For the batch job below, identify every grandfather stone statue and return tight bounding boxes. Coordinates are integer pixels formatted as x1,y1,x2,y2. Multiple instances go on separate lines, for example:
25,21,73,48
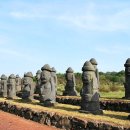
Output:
51,67,57,94
15,74,22,93
124,58,130,99
39,64,56,106
22,72,35,100
7,74,17,99
90,58,100,89
63,67,77,96
79,61,103,115
0,74,7,97
35,70,41,94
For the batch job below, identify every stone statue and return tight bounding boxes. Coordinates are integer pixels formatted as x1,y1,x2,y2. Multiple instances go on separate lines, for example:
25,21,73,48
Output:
22,72,35,100
79,61,103,115
0,79,1,96
124,58,130,99
39,64,56,106
128,115,130,120
7,74,17,99
51,67,57,94
0,74,7,98
15,74,22,93
63,67,77,96
90,58,100,89
35,70,41,94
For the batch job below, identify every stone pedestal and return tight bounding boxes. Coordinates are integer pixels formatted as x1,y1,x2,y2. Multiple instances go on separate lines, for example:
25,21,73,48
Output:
79,61,103,115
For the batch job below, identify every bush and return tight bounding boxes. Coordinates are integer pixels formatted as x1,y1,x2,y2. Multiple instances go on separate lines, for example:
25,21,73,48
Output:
99,85,110,92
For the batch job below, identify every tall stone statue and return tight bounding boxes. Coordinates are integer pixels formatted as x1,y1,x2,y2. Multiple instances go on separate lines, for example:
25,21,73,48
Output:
90,58,100,89
124,58,130,99
51,67,57,94
39,64,56,106
15,74,22,93
22,72,35,100
7,74,17,99
63,67,77,96
0,74,7,98
35,70,41,94
79,61,103,115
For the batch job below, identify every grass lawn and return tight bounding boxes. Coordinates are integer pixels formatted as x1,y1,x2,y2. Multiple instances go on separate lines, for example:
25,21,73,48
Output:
100,91,125,99
0,98,129,128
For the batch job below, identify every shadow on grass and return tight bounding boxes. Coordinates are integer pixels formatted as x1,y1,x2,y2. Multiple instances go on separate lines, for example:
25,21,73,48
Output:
36,102,78,111
53,104,78,112
103,113,128,120
13,99,39,105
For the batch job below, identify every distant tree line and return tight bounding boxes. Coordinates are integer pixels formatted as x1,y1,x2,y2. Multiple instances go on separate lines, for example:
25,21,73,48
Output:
56,70,125,94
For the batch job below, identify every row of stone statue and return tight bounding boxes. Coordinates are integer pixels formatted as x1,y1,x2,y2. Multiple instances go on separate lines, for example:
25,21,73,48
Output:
0,65,57,106
0,58,102,114
0,57,130,115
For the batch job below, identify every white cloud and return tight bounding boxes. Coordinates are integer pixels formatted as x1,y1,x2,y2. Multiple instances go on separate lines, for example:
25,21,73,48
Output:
0,48,35,62
96,44,130,55
8,1,130,32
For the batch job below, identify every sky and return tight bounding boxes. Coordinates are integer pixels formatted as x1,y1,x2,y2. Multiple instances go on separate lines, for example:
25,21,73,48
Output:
0,0,130,76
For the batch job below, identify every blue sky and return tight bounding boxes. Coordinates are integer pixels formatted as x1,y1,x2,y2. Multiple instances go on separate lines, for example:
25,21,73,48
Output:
0,0,130,76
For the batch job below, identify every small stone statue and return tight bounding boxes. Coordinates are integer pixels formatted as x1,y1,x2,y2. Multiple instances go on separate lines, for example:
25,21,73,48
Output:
7,74,17,99
15,75,22,93
39,64,56,106
35,70,41,94
0,74,7,98
22,72,35,100
90,58,100,89
124,58,130,99
51,67,57,94
63,67,77,96
79,61,103,115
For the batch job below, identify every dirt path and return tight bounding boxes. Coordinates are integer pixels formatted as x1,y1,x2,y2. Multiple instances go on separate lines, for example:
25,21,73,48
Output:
0,110,58,130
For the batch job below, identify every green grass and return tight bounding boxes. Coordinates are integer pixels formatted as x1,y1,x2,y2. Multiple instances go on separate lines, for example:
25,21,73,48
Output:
100,91,125,99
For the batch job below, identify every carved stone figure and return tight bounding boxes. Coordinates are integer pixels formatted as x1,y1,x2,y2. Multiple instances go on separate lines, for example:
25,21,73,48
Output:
15,75,22,93
0,79,1,96
51,67,57,94
63,67,77,96
7,74,16,99
35,70,41,94
124,58,130,99
39,64,56,106
0,74,7,97
90,58,100,89
22,72,35,100
79,61,103,115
